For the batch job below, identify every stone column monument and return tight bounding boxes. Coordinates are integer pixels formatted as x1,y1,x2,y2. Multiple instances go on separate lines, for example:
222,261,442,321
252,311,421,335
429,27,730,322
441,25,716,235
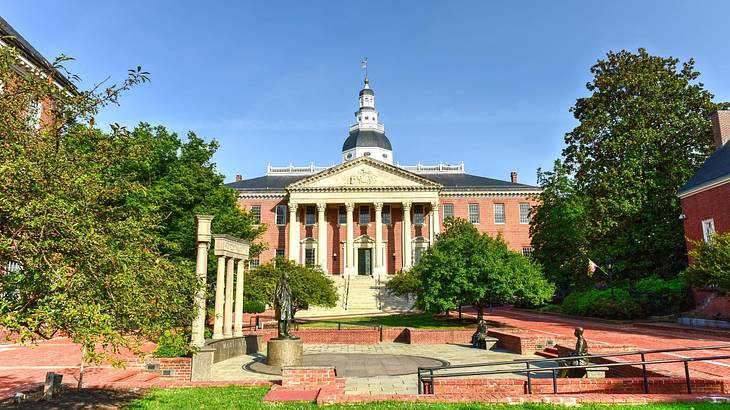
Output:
191,215,213,347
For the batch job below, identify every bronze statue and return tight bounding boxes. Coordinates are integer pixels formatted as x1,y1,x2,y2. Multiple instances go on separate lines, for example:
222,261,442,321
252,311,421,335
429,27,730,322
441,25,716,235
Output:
558,327,589,378
274,271,298,340
471,319,489,349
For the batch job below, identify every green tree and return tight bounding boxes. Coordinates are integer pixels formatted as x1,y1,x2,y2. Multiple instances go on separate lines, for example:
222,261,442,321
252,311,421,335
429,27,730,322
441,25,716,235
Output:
0,45,197,378
405,218,554,321
682,233,730,292
245,258,337,318
530,160,589,295
562,48,728,281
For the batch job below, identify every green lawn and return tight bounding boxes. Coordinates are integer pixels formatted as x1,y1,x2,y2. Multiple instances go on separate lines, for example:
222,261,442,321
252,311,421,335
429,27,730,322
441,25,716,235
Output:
296,313,475,329
125,386,724,409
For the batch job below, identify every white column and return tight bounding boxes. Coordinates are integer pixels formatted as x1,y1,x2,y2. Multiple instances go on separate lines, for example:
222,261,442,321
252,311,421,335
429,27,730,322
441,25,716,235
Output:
374,202,383,277
431,200,440,242
317,202,328,273
345,202,355,276
223,257,235,338
402,202,412,269
288,202,299,262
212,255,226,339
191,242,209,347
234,259,245,337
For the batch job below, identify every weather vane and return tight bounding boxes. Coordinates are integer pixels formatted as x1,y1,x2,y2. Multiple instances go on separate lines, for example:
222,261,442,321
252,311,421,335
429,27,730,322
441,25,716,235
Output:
360,57,368,80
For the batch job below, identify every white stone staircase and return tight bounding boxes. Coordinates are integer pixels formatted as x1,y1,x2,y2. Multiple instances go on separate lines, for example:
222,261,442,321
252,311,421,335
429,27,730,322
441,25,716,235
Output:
297,275,413,318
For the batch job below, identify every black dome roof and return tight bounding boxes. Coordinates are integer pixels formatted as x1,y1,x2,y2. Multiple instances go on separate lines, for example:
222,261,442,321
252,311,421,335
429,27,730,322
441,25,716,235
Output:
342,129,392,151
359,88,374,96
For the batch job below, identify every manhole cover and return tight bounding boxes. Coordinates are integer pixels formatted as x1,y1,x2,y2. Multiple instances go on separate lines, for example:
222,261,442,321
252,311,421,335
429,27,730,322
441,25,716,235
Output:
246,353,448,377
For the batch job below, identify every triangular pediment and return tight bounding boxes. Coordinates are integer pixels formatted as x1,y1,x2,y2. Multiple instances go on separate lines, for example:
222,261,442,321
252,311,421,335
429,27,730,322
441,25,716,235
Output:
287,157,442,191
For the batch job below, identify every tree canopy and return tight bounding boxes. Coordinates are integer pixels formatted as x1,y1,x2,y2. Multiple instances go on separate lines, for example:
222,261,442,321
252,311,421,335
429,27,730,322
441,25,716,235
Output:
682,233,730,292
532,48,728,290
389,218,554,320
245,258,338,317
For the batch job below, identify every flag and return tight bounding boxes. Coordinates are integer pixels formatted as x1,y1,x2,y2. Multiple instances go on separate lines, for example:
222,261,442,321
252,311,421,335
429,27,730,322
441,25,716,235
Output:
361,58,368,69
587,259,597,276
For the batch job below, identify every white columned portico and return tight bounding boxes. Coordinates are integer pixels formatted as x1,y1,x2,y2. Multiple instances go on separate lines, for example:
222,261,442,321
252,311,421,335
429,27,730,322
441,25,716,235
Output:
288,203,299,262
317,202,328,273
374,202,384,277
212,255,226,339
234,259,245,337
223,257,235,338
402,202,412,269
345,202,355,275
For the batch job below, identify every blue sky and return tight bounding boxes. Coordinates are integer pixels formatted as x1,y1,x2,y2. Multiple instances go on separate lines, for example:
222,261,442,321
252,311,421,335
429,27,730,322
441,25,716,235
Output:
4,1,730,185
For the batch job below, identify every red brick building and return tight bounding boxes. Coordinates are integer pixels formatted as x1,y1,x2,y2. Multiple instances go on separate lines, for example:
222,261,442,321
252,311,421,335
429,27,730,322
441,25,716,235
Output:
227,76,540,281
678,111,730,253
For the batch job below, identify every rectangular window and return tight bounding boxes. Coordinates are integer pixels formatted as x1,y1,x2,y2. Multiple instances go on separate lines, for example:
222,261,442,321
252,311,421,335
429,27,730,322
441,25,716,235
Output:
519,203,531,224
359,205,370,225
339,205,346,224
413,204,424,225
305,205,316,225
248,257,260,269
522,246,534,257
275,249,285,258
414,247,424,265
250,205,261,224
382,205,391,224
468,203,480,224
305,248,316,267
275,205,287,225
443,204,454,219
702,219,716,244
494,203,506,224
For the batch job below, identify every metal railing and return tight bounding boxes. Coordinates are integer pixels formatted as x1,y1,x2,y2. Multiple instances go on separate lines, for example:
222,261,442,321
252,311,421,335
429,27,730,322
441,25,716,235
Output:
417,344,730,395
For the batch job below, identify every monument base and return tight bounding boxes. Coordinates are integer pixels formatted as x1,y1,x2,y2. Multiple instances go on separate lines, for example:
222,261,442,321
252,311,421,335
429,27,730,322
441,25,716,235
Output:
266,338,303,367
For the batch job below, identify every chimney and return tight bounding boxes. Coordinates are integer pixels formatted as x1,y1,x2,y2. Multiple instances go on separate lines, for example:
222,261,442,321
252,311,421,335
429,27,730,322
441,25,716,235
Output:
510,171,518,184
235,174,243,182
711,111,730,149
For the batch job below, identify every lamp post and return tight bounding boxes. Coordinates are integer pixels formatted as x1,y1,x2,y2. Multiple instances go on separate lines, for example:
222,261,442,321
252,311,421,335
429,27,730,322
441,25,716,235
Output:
605,257,615,300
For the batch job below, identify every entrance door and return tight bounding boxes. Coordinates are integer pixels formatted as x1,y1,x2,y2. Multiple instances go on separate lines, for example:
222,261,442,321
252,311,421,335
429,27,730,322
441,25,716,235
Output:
357,248,372,276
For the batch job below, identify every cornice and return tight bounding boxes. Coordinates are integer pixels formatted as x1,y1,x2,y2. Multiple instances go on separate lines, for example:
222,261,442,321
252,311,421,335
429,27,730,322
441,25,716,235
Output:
441,190,541,198
678,175,730,199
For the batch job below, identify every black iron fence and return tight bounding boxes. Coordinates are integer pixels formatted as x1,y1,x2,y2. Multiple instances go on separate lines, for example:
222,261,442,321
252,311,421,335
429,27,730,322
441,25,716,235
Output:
417,344,730,395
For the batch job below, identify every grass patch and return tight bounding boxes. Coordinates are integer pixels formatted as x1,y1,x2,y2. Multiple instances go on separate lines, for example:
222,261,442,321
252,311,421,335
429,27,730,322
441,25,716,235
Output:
125,386,725,409
297,313,476,329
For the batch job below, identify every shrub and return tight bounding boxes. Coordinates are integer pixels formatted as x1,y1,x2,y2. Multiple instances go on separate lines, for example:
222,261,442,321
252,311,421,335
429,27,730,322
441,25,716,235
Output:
682,233,730,292
633,275,693,316
154,330,193,358
561,288,644,319
244,300,266,313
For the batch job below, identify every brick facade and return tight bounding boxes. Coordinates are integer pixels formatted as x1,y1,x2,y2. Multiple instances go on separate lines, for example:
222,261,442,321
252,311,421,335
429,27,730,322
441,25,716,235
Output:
680,181,730,254
239,194,537,274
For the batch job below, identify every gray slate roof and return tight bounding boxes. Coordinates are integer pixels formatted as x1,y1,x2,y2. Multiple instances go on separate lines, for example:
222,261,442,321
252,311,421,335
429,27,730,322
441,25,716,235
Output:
679,143,730,195
226,172,538,192
0,16,74,89
342,129,393,151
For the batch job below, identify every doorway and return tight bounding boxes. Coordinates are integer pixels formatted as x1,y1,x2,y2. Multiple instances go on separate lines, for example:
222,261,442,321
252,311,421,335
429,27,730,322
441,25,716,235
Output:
357,248,372,275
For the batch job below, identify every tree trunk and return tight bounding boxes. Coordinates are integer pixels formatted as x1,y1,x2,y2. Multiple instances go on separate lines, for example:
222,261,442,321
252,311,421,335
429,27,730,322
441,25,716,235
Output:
476,303,484,322
77,345,86,389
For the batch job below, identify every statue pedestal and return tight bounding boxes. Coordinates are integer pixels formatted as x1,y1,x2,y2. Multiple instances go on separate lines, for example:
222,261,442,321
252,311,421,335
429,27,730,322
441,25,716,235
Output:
266,339,303,367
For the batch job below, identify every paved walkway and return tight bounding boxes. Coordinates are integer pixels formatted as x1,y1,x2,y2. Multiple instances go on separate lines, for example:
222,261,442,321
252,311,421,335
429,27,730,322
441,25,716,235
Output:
215,343,545,395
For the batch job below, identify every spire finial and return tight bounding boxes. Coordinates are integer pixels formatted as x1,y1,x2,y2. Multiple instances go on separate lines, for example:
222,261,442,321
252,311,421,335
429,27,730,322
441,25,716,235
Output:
360,57,369,86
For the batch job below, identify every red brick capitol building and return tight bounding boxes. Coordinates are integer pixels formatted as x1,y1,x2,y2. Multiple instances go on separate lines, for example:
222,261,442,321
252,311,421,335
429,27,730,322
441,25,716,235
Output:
227,76,539,310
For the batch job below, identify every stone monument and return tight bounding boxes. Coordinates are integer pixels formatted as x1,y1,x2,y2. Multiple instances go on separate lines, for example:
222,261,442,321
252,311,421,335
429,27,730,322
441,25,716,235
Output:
266,271,303,367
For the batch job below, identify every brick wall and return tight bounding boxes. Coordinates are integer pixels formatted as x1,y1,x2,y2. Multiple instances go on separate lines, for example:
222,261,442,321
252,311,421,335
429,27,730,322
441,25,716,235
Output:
254,328,381,345
680,181,730,256
238,194,537,273
281,366,344,389
692,290,730,320
130,356,192,381
431,377,727,395
407,329,474,345
381,327,409,343
488,329,572,355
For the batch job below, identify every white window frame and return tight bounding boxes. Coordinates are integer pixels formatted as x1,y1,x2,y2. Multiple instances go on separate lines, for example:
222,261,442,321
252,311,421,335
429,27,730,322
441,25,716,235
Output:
494,203,506,224
250,205,261,224
338,205,347,225
382,205,391,225
305,205,316,226
413,204,425,226
443,203,454,219
304,247,316,267
522,246,534,257
702,218,716,244
248,257,260,269
468,203,480,224
359,205,370,225
519,203,531,224
275,249,285,258
275,205,287,226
